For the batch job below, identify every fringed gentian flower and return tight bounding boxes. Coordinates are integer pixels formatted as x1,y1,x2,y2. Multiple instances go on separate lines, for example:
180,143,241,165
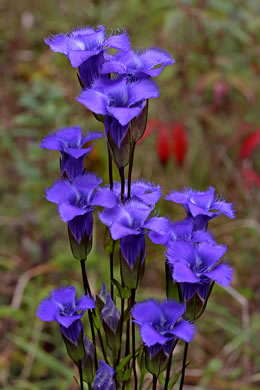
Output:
165,187,235,231
166,241,233,301
36,286,95,345
93,360,116,390
101,48,174,80
40,126,103,179
100,179,161,206
77,76,159,147
149,218,215,246
45,25,130,88
46,173,116,243
99,200,168,270
132,299,195,375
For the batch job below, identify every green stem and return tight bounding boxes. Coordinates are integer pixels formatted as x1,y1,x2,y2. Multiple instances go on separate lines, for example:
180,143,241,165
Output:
131,289,138,390
79,260,98,370
164,340,178,390
110,241,115,300
78,361,84,390
127,142,136,200
80,259,91,295
116,298,125,365
179,342,189,390
119,167,125,203
153,374,157,390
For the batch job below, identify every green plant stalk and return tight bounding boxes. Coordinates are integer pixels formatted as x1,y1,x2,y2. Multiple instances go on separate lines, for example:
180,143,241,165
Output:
127,142,136,200
78,361,84,390
153,374,158,390
131,289,138,390
79,259,98,370
179,342,189,390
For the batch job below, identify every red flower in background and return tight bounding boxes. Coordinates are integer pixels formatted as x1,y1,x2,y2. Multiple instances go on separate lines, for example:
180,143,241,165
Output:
141,119,188,166
156,123,170,165
171,122,188,166
239,130,260,190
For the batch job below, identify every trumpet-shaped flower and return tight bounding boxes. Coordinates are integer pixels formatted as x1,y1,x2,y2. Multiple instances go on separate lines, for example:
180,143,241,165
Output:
166,241,233,301
165,187,235,230
40,126,102,179
93,360,116,390
45,25,130,87
36,286,95,344
132,299,195,356
101,48,174,80
76,76,159,146
99,200,168,269
46,173,116,243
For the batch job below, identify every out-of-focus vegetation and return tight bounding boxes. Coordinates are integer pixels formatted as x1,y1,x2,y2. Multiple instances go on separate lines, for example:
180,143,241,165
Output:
1,0,260,388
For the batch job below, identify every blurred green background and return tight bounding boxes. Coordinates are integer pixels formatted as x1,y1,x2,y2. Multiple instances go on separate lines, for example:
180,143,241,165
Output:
1,0,260,389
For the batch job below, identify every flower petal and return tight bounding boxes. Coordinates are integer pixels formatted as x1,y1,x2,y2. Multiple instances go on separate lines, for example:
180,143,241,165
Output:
132,299,162,326
107,106,142,126
172,262,200,283
36,297,60,321
211,200,235,219
76,89,108,115
56,313,82,328
144,216,169,235
91,188,117,208
44,34,69,54
140,323,167,347
46,180,76,204
51,286,76,307
204,263,233,287
120,234,145,269
197,242,227,269
171,320,196,343
161,300,186,325
110,222,139,240
128,79,159,106
104,30,131,51
75,295,96,311
58,203,87,222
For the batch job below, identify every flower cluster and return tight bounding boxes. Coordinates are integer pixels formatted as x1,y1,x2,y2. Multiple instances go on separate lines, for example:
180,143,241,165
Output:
36,23,236,389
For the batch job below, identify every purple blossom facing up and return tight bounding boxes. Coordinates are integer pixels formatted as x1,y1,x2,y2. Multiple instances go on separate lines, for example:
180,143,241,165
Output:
132,299,195,356
40,126,103,179
165,187,235,231
93,360,116,390
45,25,130,87
76,76,159,146
36,286,95,344
149,218,215,246
99,200,169,269
46,173,116,243
101,48,174,80
100,179,161,206
166,241,233,301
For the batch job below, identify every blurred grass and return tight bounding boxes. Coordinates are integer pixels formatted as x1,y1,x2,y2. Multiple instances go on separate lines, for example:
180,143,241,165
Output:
1,0,260,388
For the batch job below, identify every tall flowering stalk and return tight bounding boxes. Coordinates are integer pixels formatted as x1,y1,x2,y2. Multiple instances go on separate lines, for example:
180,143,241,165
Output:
36,24,235,390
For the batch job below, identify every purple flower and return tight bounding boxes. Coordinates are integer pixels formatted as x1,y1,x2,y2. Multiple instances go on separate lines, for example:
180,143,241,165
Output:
149,218,215,246
40,126,103,179
99,200,169,269
36,286,95,344
132,299,195,356
165,187,235,231
45,26,130,88
166,241,233,301
46,173,116,243
100,179,161,206
93,360,116,390
76,76,159,146
101,48,174,80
